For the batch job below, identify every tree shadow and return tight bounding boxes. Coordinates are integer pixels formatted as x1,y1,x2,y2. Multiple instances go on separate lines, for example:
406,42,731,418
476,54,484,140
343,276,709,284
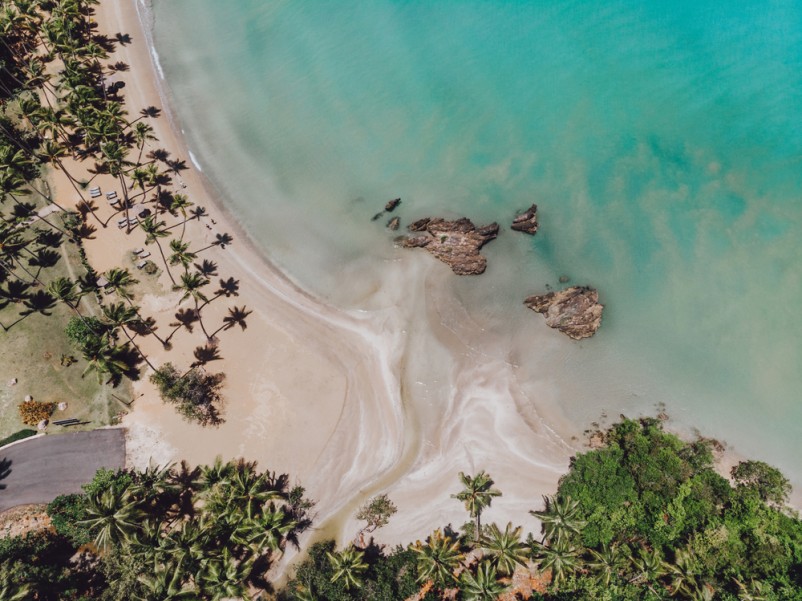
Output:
35,228,63,248
115,32,133,46
191,343,222,368
0,458,11,490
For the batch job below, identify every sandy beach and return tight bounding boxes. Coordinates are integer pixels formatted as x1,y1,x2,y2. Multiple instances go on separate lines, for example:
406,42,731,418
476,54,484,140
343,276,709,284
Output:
47,0,593,568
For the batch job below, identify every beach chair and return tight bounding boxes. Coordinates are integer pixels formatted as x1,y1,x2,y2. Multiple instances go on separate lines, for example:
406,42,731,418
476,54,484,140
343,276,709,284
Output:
89,186,100,193
136,260,148,270
133,248,145,255
106,191,118,200
108,196,121,206
138,251,151,259
89,189,102,198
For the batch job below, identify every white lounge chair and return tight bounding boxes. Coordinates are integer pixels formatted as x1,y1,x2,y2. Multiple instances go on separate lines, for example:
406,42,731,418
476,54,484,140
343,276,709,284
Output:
138,251,151,259
106,191,118,199
133,248,145,255
89,186,100,193
136,260,148,269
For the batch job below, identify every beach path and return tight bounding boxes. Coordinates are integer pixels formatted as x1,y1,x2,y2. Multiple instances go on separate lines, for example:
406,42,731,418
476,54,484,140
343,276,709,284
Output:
0,429,125,511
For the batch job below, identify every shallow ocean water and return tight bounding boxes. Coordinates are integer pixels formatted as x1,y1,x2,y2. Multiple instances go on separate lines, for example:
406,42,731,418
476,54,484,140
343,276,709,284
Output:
150,1,802,482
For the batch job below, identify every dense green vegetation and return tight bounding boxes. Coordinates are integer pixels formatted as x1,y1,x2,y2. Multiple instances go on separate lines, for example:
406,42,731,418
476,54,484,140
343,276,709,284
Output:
0,418,799,599
281,418,802,600
0,459,312,600
150,362,225,426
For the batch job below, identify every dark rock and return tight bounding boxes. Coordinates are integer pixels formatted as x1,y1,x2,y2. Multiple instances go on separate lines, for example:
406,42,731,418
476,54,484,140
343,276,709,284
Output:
511,203,539,235
387,216,400,231
558,275,570,283
385,198,401,212
524,286,603,339
401,217,499,275
371,212,384,222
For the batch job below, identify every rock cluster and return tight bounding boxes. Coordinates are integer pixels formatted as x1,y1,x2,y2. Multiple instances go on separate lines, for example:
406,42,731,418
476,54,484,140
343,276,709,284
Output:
511,203,539,235
524,286,603,340
402,217,499,275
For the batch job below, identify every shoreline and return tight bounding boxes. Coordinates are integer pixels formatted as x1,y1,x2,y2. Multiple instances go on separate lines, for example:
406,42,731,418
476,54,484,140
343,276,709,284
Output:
85,0,577,557
69,0,801,570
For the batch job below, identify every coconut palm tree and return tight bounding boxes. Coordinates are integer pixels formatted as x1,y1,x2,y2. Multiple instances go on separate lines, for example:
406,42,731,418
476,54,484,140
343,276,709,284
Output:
734,579,769,601
530,495,586,545
412,529,463,587
140,215,175,284
81,332,130,384
480,522,528,576
232,503,297,557
587,543,630,588
168,192,193,241
452,471,502,541
664,547,701,598
80,487,142,551
459,560,507,601
629,546,667,595
327,546,368,590
168,238,196,271
47,276,82,314
532,538,581,588
104,266,139,301
102,301,155,371
197,546,253,601
136,563,197,601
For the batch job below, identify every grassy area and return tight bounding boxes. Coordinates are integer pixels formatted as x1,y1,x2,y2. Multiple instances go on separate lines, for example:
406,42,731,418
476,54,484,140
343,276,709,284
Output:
0,233,128,439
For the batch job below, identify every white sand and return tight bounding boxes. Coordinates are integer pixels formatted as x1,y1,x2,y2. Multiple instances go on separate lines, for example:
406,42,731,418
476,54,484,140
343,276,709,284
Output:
48,0,592,575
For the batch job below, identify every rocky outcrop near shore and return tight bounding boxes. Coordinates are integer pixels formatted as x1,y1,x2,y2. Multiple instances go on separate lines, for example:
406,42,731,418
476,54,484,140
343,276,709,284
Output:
402,217,499,275
511,203,539,235
524,286,603,339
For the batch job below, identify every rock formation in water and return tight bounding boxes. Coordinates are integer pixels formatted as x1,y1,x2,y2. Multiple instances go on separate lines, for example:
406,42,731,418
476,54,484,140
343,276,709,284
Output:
386,216,400,230
385,198,401,212
524,286,603,339
402,217,499,275
511,203,539,235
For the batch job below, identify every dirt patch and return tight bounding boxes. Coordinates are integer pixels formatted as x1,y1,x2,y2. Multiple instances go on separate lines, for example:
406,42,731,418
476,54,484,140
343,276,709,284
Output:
0,504,52,539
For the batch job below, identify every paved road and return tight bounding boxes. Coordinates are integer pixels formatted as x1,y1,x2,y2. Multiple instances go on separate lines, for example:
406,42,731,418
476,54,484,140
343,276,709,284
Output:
0,429,125,511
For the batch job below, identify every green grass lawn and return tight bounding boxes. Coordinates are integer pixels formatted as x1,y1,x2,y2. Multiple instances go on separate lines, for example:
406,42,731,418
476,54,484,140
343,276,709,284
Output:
0,237,129,440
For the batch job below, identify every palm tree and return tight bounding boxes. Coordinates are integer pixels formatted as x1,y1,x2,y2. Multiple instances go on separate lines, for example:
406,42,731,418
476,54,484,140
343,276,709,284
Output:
168,238,196,271
105,266,139,301
140,215,175,284
459,560,507,601
532,538,581,588
480,522,528,576
79,487,142,551
218,461,282,522
47,276,82,314
101,302,155,370
232,503,297,557
530,495,586,545
136,563,197,601
629,546,667,595
412,529,463,588
452,471,502,541
734,579,769,601
132,120,156,165
176,271,210,338
81,332,130,384
211,305,252,338
664,547,701,598
168,192,193,241
587,543,630,588
197,546,252,601
327,546,368,590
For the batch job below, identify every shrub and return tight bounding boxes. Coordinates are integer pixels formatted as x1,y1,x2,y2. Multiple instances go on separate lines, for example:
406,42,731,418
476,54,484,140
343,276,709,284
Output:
47,494,90,546
150,363,225,426
18,400,56,426
65,316,108,352
0,429,37,447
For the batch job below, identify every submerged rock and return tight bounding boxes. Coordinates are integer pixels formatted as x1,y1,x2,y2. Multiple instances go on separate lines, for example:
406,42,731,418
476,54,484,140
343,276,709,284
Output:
402,217,499,275
524,286,603,339
385,198,401,212
386,216,400,231
511,203,539,235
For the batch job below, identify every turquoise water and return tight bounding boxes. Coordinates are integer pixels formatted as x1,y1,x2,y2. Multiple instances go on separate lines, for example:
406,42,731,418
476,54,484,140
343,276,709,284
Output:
151,2,802,481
